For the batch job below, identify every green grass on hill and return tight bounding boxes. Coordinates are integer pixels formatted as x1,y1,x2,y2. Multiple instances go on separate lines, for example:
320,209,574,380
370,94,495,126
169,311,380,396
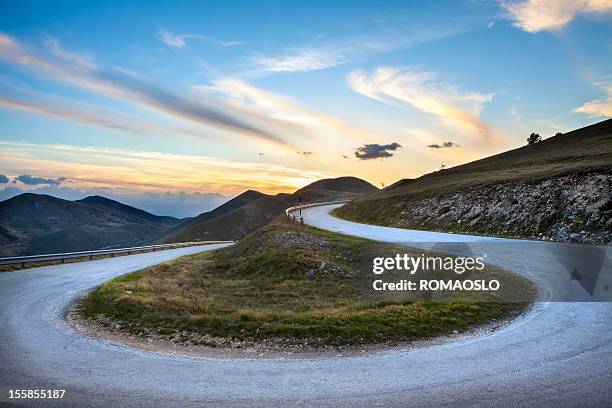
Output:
78,218,535,347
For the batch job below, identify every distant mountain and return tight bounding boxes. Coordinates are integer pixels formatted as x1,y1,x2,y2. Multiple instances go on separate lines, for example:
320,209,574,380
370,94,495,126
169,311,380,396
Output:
157,190,264,243
0,193,182,256
76,195,179,225
157,176,378,243
335,119,612,244
181,190,265,225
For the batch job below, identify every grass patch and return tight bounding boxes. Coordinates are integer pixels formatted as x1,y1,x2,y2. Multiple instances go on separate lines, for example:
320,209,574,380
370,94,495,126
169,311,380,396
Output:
79,218,535,347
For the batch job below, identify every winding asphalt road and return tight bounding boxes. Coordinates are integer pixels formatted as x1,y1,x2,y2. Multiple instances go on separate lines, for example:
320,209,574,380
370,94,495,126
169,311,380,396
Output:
1,204,611,407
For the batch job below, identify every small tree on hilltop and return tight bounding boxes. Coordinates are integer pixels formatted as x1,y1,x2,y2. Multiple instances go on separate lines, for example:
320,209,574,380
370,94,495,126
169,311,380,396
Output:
527,132,542,145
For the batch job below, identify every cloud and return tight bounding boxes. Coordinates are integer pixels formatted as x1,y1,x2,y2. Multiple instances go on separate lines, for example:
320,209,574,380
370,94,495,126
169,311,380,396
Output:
204,77,376,143
249,48,348,74
158,29,241,48
0,94,224,142
44,37,97,69
0,141,328,196
245,26,465,76
159,29,188,47
0,174,8,183
354,142,402,160
347,67,494,135
487,22,495,28
574,83,612,118
0,32,284,145
15,174,66,185
427,141,460,149
501,0,612,33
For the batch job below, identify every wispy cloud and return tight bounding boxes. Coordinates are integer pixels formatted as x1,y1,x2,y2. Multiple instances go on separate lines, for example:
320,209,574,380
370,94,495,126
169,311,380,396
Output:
0,94,224,142
203,77,376,144
43,37,97,69
0,33,283,145
249,47,348,74
246,26,465,76
158,29,241,48
501,0,612,33
347,67,494,135
574,82,612,118
0,141,328,195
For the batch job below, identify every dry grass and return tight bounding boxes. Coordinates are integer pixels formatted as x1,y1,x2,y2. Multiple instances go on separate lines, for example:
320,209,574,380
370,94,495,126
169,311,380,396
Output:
79,218,535,347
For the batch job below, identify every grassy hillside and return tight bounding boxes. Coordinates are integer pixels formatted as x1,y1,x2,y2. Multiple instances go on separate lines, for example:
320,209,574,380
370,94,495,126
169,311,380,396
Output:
156,190,264,244
157,176,378,244
77,195,179,225
0,193,181,256
79,217,534,348
335,119,612,243
352,119,610,202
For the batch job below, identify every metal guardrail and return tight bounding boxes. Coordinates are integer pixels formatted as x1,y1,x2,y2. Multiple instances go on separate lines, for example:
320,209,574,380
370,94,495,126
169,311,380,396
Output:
0,241,233,268
285,200,350,222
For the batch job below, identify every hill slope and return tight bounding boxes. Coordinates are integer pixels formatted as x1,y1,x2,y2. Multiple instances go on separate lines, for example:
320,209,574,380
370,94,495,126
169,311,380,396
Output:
335,119,612,244
76,195,179,225
158,176,377,243
0,194,181,256
156,190,264,244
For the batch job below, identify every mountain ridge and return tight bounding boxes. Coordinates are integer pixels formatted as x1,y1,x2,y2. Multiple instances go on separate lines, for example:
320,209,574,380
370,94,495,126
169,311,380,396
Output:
0,193,182,256
157,176,378,243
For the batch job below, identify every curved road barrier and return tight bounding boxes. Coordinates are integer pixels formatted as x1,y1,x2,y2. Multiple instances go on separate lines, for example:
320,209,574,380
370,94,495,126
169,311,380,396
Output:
285,200,351,217
0,203,610,407
0,241,234,268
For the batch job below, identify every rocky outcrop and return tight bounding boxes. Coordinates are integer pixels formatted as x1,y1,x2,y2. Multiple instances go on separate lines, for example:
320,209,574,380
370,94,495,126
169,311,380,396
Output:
388,173,611,245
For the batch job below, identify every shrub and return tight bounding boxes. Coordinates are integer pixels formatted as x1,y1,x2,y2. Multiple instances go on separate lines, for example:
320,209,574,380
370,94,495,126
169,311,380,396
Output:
527,133,542,145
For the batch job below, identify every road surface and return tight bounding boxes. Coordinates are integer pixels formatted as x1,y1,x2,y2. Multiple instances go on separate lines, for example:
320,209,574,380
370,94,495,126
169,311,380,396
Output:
1,205,611,407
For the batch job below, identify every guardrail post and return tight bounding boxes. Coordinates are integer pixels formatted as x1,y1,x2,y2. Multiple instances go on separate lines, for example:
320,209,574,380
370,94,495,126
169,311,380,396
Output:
61,258,65,264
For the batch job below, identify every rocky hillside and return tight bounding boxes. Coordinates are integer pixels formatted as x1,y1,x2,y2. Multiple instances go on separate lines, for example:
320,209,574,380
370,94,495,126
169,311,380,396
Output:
365,173,610,244
336,119,612,245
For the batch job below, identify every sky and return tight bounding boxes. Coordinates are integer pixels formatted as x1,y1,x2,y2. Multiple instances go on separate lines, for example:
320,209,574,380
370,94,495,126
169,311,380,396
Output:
0,0,611,216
